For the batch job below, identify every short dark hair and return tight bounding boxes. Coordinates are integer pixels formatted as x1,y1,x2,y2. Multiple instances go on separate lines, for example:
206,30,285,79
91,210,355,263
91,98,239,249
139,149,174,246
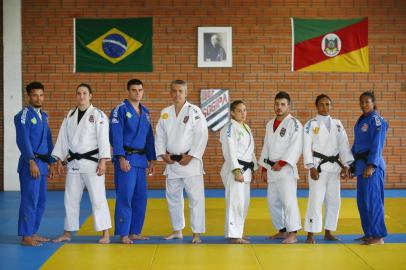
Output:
230,100,245,112
315,94,332,106
275,91,290,104
127,79,143,90
26,82,44,94
360,90,377,110
77,83,92,94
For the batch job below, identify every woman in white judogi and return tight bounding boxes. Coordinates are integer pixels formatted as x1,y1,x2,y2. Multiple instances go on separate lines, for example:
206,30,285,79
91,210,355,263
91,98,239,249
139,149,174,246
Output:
259,91,303,244
303,94,353,244
52,83,112,244
155,80,208,244
220,100,257,244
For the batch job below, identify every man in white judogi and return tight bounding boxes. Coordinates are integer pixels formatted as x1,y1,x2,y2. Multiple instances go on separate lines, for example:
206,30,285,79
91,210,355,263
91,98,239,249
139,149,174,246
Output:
155,80,208,244
52,83,112,244
303,94,353,244
220,100,257,244
259,91,303,244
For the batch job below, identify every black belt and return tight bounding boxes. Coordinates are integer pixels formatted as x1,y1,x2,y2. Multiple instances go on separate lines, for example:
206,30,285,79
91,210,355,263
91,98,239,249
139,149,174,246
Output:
313,151,344,173
67,149,99,163
237,159,255,172
34,153,50,163
350,151,370,173
124,146,145,155
264,158,276,167
167,150,190,162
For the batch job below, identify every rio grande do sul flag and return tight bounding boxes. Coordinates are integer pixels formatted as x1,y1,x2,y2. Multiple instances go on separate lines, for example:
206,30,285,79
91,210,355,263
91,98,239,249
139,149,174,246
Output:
291,17,368,72
74,17,152,72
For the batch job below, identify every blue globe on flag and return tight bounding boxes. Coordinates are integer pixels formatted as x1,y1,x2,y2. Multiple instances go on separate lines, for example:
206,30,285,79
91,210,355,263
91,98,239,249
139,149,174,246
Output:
102,34,127,58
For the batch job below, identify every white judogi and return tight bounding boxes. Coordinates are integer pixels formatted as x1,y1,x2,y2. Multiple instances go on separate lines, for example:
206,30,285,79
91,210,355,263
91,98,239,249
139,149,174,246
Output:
220,119,257,238
155,101,208,233
52,105,112,232
259,114,303,232
303,115,354,233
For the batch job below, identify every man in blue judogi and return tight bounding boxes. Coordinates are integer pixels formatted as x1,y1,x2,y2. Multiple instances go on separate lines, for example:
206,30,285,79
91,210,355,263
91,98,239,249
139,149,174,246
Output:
110,79,156,244
352,91,388,245
14,82,55,246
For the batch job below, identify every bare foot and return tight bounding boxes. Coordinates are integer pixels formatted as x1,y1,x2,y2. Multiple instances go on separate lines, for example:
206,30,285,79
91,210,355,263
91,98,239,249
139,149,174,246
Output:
282,233,298,244
33,234,50,242
324,231,339,241
120,236,133,244
21,236,42,246
306,233,316,244
129,234,150,240
363,238,384,245
53,232,71,243
229,238,250,244
268,232,288,239
99,230,110,244
354,235,372,242
164,231,183,240
192,234,202,244
242,235,251,240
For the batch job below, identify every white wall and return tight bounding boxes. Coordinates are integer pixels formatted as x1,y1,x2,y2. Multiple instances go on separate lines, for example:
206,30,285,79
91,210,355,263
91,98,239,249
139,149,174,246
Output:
3,0,22,190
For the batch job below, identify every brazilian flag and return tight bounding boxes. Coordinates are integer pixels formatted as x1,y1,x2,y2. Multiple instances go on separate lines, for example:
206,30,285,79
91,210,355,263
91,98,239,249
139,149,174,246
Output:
74,18,152,72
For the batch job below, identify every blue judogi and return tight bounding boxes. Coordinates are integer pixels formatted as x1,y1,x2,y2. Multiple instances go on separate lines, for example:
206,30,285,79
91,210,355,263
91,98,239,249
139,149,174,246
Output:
352,110,388,238
14,106,54,237
110,100,156,236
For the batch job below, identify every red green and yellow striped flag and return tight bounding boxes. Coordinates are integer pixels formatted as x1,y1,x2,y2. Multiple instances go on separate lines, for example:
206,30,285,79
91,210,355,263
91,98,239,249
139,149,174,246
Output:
291,17,368,72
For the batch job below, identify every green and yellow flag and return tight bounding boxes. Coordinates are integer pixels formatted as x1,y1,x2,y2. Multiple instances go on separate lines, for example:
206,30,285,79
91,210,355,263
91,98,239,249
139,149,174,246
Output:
74,18,152,72
291,17,368,72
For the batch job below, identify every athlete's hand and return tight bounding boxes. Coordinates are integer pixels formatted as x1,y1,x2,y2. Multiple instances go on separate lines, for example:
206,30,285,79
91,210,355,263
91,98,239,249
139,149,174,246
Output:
29,159,40,179
48,163,56,178
56,160,65,176
310,167,319,180
261,167,267,183
340,167,349,179
271,162,282,171
97,159,107,176
234,171,244,182
363,165,375,179
161,154,175,164
119,156,131,173
179,154,193,166
147,160,155,175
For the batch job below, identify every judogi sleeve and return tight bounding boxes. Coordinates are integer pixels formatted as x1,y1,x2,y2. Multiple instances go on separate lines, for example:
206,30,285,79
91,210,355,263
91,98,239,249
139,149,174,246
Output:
259,122,271,169
367,117,387,167
221,123,241,172
96,111,111,160
155,111,167,161
109,106,125,157
14,111,35,162
281,119,303,167
52,117,69,161
337,120,354,166
188,108,208,160
303,120,314,169
47,125,56,163
146,119,157,161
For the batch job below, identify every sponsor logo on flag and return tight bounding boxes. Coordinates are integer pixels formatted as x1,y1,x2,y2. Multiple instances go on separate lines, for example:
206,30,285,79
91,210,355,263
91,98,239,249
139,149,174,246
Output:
200,89,229,132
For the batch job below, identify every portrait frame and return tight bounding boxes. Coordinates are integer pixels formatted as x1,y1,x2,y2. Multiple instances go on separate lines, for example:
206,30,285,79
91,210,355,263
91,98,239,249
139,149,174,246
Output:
198,27,232,68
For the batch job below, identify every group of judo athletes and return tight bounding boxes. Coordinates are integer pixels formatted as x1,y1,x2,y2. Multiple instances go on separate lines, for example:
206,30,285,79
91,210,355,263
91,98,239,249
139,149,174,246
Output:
15,79,388,247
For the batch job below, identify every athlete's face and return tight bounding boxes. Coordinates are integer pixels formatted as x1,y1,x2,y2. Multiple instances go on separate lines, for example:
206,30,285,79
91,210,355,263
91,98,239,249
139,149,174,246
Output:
128,84,144,103
28,88,44,108
274,98,290,117
170,84,187,105
360,95,374,115
316,97,332,116
76,86,92,107
231,103,247,123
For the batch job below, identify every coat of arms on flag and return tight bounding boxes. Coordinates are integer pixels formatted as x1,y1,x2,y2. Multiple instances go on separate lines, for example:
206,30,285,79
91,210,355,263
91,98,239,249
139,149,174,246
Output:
74,17,152,72
291,17,368,72
200,89,230,132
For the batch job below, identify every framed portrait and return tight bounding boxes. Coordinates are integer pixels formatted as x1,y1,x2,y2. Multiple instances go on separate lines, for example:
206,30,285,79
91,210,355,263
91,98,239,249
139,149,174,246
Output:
198,27,232,67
